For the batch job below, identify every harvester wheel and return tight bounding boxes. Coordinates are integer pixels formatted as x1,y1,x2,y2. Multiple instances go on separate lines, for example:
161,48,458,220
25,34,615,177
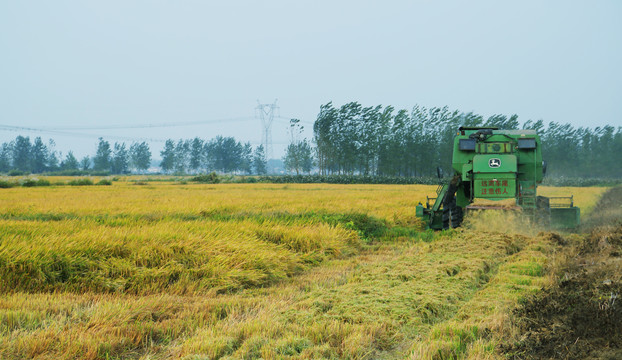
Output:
442,203,463,230
451,206,463,228
441,176,463,230
442,193,459,230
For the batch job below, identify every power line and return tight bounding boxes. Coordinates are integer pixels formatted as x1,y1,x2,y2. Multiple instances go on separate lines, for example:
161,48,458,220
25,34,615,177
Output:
1,115,312,133
0,123,293,145
0,110,315,151
0,124,167,143
39,116,256,131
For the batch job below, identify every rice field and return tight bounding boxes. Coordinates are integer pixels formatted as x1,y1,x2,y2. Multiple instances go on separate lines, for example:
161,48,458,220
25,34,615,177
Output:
0,180,607,359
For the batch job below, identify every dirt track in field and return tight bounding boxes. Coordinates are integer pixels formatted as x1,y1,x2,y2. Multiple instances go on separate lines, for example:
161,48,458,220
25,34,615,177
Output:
502,187,622,359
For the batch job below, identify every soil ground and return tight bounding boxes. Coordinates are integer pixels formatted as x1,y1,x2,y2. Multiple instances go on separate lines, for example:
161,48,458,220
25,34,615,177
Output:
502,187,622,359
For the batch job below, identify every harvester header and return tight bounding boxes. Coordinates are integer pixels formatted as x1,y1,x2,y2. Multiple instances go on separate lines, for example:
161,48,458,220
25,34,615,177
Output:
416,126,580,230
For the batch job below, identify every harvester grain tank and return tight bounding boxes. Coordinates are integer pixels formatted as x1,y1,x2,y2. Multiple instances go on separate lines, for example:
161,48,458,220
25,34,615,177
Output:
416,127,580,230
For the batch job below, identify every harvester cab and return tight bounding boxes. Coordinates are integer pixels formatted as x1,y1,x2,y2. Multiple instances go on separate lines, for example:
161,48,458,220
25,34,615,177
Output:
416,126,580,230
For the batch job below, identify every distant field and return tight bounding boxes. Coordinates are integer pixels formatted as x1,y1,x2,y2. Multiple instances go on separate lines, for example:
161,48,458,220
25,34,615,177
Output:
0,180,607,359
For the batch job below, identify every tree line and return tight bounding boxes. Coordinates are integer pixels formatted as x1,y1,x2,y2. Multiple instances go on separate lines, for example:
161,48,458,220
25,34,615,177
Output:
1,102,620,178
0,136,152,174
0,135,269,175
159,136,267,175
313,102,622,178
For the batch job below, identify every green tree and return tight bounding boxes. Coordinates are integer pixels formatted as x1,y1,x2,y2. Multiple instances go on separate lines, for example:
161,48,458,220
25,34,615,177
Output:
61,151,80,170
240,142,253,175
189,137,204,173
112,142,130,174
253,145,267,175
80,156,91,171
298,140,314,174
129,142,151,173
46,139,60,171
283,143,300,174
206,136,243,173
314,102,338,175
378,109,408,176
203,140,215,171
31,137,48,173
0,143,12,172
160,139,176,173
93,138,112,171
284,119,314,175
221,137,243,173
484,114,519,130
174,139,190,174
12,136,31,172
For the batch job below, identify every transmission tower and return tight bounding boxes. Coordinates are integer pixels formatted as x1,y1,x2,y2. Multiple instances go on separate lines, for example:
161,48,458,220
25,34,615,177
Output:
255,99,279,161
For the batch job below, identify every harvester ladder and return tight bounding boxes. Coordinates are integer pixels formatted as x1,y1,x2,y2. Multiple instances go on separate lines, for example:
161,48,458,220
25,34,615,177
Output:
518,180,537,209
436,183,444,196
426,181,447,208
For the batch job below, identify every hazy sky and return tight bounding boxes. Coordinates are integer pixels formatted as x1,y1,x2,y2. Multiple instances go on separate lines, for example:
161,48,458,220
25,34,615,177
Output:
1,1,621,159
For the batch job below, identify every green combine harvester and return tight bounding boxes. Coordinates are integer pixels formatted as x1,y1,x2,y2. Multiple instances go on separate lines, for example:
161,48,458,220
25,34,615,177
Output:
416,127,580,230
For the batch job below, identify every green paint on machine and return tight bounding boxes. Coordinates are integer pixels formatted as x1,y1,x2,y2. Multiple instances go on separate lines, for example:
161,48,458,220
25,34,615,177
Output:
417,127,580,230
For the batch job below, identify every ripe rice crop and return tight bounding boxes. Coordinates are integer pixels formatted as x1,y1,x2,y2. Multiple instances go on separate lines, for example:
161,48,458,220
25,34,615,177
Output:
0,182,432,221
0,180,608,359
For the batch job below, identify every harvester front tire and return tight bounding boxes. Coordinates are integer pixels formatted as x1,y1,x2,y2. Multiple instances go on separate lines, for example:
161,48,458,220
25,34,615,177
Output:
442,192,457,230
451,206,463,228
442,207,451,230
